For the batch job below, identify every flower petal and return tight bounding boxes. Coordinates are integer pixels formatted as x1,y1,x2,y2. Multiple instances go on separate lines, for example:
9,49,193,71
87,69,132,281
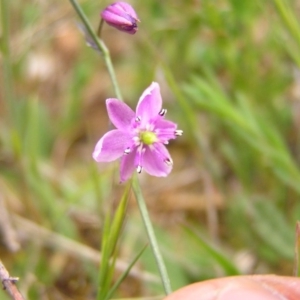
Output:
101,2,138,25
120,148,137,182
101,4,138,35
154,118,177,130
142,143,172,177
106,99,135,130
93,129,131,162
136,82,162,125
154,118,178,141
117,2,139,20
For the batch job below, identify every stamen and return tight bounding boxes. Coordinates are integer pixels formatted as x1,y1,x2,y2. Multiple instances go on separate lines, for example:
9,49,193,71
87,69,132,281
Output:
124,147,131,155
164,158,173,166
136,165,143,173
135,116,141,122
159,109,167,116
175,130,183,136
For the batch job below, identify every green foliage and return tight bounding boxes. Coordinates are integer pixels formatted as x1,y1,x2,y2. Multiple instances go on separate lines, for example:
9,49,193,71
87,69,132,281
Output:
97,184,130,300
184,226,240,276
183,75,300,193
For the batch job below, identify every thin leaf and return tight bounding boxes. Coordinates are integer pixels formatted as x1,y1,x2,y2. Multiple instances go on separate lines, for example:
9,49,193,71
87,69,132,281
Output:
104,244,148,300
184,226,240,276
97,183,130,300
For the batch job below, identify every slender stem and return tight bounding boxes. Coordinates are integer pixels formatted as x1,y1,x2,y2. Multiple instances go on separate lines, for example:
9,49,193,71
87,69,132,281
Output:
97,19,104,38
1,0,15,121
102,43,123,101
68,0,123,100
132,177,172,295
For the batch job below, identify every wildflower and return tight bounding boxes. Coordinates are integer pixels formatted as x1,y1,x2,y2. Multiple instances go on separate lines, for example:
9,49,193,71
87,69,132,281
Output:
93,82,183,182
101,2,139,34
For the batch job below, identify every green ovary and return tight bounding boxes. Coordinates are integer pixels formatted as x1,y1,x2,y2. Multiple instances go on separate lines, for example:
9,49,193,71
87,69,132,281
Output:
140,131,157,145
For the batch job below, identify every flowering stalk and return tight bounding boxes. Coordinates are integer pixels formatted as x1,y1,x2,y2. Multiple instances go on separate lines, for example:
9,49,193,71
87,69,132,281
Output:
68,0,172,295
68,0,123,100
97,19,104,38
132,176,172,294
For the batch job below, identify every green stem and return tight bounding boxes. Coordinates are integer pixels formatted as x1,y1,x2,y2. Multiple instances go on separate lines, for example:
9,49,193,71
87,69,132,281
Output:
132,177,172,295
68,0,123,100
97,19,104,38
1,0,15,121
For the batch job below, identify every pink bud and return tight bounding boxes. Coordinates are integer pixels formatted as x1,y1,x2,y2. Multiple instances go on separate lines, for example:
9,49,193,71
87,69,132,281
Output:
101,2,139,34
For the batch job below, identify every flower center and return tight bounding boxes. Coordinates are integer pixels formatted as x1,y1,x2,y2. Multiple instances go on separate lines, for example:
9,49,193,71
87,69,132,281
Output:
140,131,157,145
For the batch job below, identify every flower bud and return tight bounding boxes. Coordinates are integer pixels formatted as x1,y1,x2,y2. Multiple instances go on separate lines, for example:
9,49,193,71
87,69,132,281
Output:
101,2,139,34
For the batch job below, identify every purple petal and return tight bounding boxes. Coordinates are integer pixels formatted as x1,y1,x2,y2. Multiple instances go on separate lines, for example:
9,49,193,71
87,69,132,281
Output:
101,2,138,23
142,143,172,177
136,82,162,126
101,10,134,26
120,148,137,182
93,129,131,162
101,2,138,34
117,2,138,20
154,118,178,141
154,118,177,130
106,99,135,130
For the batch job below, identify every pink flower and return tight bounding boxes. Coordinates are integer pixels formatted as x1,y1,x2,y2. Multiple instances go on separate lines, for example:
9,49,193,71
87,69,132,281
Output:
93,82,182,182
101,2,139,34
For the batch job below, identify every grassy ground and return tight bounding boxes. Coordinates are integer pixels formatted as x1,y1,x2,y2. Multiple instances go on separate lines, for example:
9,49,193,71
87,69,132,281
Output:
1,0,300,299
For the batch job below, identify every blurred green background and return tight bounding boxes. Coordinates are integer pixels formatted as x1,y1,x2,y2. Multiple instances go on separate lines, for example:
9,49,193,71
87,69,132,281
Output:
1,0,300,299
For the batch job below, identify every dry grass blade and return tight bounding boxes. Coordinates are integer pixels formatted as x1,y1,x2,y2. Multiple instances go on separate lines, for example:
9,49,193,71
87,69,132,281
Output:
0,195,20,252
12,215,158,284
